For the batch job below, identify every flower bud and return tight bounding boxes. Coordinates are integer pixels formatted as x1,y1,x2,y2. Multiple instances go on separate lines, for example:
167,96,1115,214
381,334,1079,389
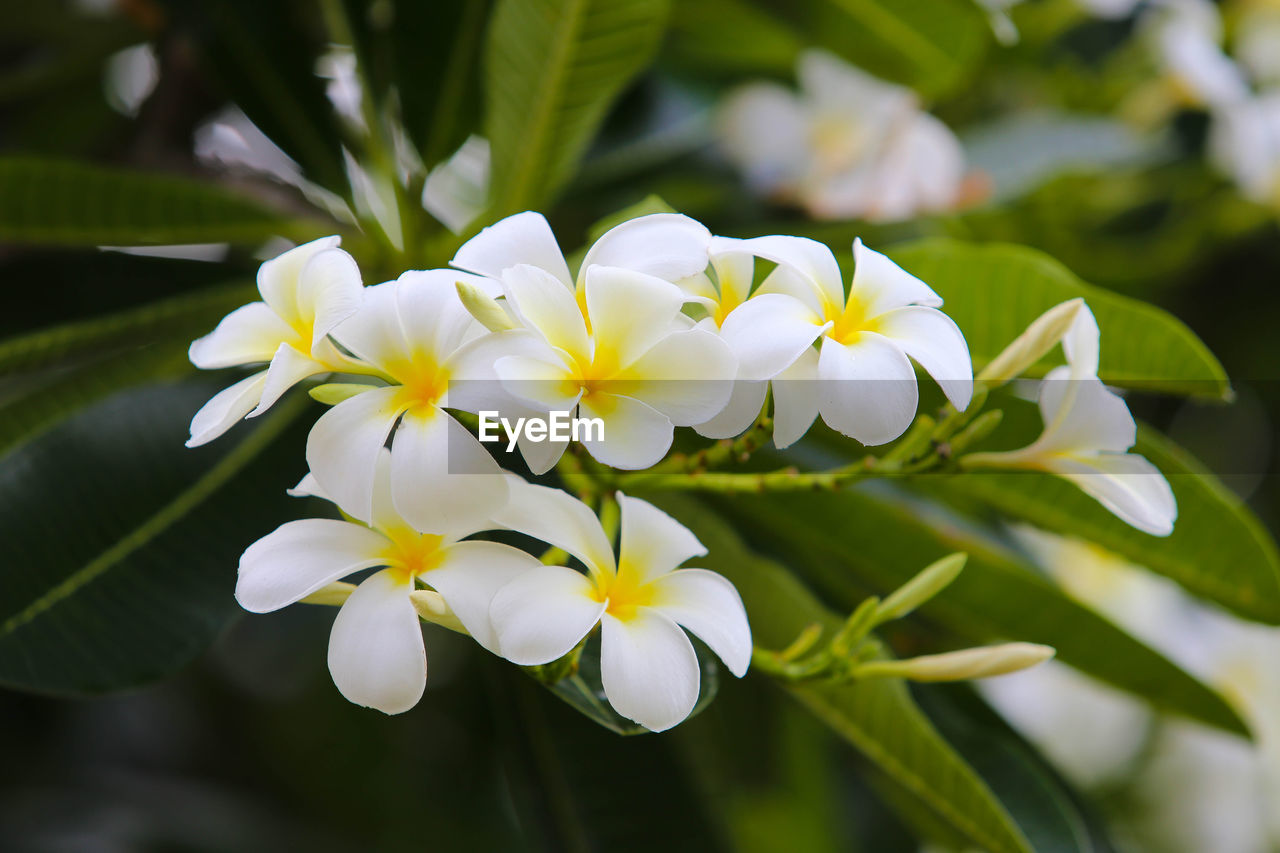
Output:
409,589,467,634
872,552,967,626
977,299,1084,386
456,279,515,332
854,642,1055,682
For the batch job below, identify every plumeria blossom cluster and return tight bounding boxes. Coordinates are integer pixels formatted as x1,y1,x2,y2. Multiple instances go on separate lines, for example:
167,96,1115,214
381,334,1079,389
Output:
186,209,1174,729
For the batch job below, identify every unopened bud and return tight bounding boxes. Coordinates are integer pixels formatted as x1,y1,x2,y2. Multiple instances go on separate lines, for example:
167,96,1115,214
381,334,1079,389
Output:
854,642,1055,682
873,553,967,626
456,280,515,332
978,299,1084,386
410,589,467,634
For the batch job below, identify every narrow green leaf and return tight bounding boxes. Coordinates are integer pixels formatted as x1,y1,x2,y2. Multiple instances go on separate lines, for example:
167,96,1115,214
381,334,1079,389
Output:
484,0,671,217
655,495,1034,853
0,157,325,246
887,239,1231,400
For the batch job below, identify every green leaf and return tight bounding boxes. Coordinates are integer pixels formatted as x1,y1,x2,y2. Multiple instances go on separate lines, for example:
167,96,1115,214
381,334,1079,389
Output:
654,495,1035,853
483,0,671,218
0,381,311,694
665,0,805,77
926,425,1280,625
0,158,325,246
887,239,1231,400
697,484,1249,737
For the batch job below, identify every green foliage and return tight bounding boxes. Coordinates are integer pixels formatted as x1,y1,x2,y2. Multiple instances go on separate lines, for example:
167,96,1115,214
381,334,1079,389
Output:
483,0,671,217
0,158,324,246
888,239,1232,400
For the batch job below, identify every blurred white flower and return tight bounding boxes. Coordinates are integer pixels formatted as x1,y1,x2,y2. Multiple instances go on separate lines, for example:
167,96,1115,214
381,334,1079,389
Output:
718,50,969,222
1235,3,1280,89
187,237,363,446
236,451,541,714
1144,0,1249,109
317,46,364,129
489,480,751,732
1209,93,1280,206
422,136,490,233
103,44,157,117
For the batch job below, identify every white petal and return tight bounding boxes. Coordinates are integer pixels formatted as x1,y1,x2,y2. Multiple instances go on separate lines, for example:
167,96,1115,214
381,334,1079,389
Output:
488,565,606,665
257,235,342,326
286,471,328,500
600,610,700,732
579,213,711,284
306,385,405,524
616,328,736,425
189,302,292,369
1037,374,1135,455
296,247,363,354
423,541,541,653
236,518,389,612
186,370,267,448
452,211,572,287
390,407,508,535
771,346,820,449
649,569,752,677
328,569,426,714
817,334,919,446
799,48,914,115
718,293,824,380
618,493,707,583
721,235,845,314
493,477,616,575
501,264,590,360
444,329,560,412
493,354,581,413
717,84,809,191
849,239,942,317
584,266,686,371
516,425,570,475
755,258,826,316
694,379,768,439
1063,302,1100,380
579,392,674,470
874,306,973,411
708,249,755,308
395,269,482,363
328,282,405,374
249,342,323,417
1046,453,1177,536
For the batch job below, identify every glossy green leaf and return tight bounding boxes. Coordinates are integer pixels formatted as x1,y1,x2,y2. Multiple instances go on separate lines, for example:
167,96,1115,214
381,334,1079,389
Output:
925,425,1280,625
694,485,1249,737
483,0,671,217
886,239,1231,400
0,158,324,246
654,495,1035,853
0,381,311,694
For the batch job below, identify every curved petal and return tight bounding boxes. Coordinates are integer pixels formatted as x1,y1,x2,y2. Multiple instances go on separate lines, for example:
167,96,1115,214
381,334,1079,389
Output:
186,370,268,448
444,329,559,412
424,540,541,653
817,334,918,446
721,235,844,314
1037,374,1136,455
328,569,426,714
493,477,616,575
874,306,973,411
452,211,572,286
617,493,707,583
249,342,324,417
600,610,700,732
286,471,328,500
297,247,363,354
649,568,752,677
717,84,808,191
755,260,826,316
493,354,581,413
616,328,736,425
579,392,674,470
236,519,390,612
694,379,768,440
189,302,292,369
306,385,405,524
501,264,589,360
1063,303,1100,380
257,235,342,326
390,407,507,536
580,213,711,284
1046,452,1178,537
395,269,481,364
849,238,942,316
584,266,686,371
771,345,820,449
328,282,406,374
718,293,825,380
488,565,606,665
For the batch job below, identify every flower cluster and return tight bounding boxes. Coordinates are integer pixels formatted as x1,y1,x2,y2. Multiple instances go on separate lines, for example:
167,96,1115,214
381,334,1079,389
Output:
187,210,1174,730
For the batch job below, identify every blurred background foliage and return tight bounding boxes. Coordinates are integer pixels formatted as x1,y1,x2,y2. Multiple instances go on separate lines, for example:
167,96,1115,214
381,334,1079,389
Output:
1,0,1279,850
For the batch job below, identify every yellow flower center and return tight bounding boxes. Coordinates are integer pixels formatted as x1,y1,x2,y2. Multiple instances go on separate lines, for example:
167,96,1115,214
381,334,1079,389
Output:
711,272,745,328
593,564,654,621
387,356,451,412
381,529,446,584
825,294,880,346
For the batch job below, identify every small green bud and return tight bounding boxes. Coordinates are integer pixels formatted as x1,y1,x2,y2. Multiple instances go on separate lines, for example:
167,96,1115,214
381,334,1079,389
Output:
456,279,516,332
873,553,967,626
854,642,1055,682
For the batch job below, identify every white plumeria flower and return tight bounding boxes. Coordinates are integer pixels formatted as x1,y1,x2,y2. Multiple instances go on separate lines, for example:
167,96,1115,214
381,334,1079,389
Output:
488,479,751,732
1209,94,1280,206
1236,4,1280,89
187,236,362,447
452,210,714,295
964,305,1177,536
305,268,512,532
1144,0,1248,109
719,50,968,222
718,234,972,447
678,246,826,439
236,452,542,715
